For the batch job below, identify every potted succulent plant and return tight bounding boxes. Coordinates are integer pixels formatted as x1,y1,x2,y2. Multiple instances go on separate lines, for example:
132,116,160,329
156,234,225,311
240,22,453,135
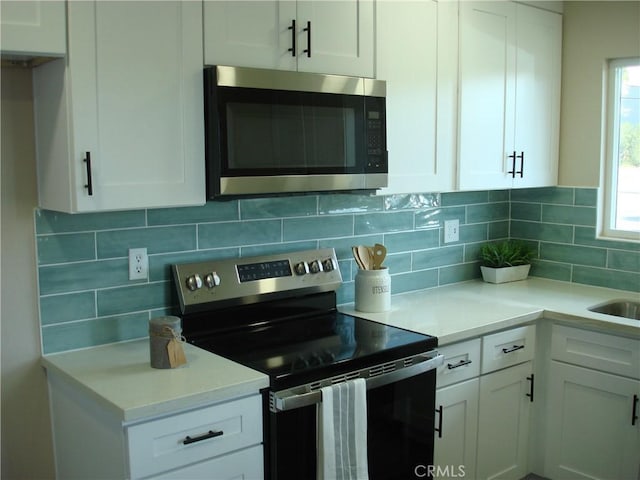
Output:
478,240,535,284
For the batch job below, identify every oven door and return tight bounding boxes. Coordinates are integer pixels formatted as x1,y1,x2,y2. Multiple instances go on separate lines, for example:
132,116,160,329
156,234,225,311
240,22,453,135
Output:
265,359,440,480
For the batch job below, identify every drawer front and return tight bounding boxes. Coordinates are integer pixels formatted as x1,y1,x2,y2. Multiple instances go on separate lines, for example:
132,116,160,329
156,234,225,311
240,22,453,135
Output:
551,324,640,379
436,339,481,388
481,325,536,374
149,444,264,479
127,394,262,479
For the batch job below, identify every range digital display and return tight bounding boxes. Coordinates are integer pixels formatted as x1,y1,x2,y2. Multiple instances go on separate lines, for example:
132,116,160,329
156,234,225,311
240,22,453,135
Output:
237,259,292,283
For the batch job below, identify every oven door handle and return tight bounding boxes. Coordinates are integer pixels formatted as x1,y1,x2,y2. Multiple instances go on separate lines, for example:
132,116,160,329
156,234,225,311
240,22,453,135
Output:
272,353,444,412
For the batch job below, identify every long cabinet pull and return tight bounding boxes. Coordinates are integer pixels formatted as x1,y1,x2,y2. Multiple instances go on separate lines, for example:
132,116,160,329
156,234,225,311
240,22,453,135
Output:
516,151,524,178
632,394,639,426
502,345,525,354
507,151,517,178
288,19,296,56
183,429,223,445
526,374,534,402
507,151,524,178
435,405,443,438
303,21,311,57
447,359,472,370
83,152,93,196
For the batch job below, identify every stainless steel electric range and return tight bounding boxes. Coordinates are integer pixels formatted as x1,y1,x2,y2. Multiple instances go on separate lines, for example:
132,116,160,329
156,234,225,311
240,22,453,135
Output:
173,248,443,480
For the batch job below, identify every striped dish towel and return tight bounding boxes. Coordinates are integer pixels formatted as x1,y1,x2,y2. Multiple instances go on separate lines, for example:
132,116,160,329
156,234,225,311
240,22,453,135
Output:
317,378,369,480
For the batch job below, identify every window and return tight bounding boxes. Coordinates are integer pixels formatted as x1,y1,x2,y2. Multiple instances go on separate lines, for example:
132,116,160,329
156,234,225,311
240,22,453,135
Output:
602,58,640,241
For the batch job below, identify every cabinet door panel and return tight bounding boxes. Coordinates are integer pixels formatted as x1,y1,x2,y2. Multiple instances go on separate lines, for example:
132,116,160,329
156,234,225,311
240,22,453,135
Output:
204,0,297,71
545,361,640,480
458,2,516,190
477,361,532,480
376,0,439,194
0,0,66,56
296,0,374,77
513,5,561,188
434,379,479,479
35,1,206,212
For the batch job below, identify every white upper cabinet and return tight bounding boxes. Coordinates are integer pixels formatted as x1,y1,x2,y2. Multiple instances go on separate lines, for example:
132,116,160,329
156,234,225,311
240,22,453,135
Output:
0,0,65,56
33,1,205,213
376,0,458,194
204,0,374,78
458,2,561,190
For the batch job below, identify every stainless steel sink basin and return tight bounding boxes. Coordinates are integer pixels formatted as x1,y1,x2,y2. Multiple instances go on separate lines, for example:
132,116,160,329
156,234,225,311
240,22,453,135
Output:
588,300,640,320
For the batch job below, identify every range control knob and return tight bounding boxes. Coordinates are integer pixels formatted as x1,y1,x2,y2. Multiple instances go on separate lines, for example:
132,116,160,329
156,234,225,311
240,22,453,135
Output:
309,260,323,274
204,272,221,288
322,258,336,272
294,262,309,275
186,274,203,291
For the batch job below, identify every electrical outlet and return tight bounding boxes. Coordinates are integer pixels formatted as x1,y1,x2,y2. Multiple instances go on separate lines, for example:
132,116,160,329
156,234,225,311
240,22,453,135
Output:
129,248,148,280
444,219,460,243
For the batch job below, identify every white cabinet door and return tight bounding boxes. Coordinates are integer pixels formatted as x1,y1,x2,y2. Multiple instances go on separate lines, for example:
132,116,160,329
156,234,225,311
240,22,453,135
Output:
376,0,456,194
458,2,561,190
204,0,374,78
458,1,516,190
204,1,297,71
513,3,561,188
296,0,374,77
434,378,479,480
33,1,205,213
545,361,640,480
477,361,533,480
0,0,65,56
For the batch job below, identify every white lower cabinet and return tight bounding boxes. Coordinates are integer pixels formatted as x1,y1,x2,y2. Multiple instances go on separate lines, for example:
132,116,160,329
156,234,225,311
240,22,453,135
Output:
476,361,533,480
434,326,535,480
48,372,263,480
434,379,479,480
544,325,640,480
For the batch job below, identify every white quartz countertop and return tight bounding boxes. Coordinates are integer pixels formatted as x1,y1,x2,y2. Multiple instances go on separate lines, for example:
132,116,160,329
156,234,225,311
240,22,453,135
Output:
42,339,269,423
42,277,638,424
339,277,640,345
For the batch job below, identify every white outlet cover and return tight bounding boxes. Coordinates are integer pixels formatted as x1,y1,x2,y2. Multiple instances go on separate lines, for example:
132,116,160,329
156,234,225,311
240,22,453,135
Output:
444,219,460,243
129,248,148,280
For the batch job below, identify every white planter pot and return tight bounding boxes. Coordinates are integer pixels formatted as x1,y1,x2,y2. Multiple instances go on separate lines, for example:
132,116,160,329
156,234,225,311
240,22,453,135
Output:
480,265,531,284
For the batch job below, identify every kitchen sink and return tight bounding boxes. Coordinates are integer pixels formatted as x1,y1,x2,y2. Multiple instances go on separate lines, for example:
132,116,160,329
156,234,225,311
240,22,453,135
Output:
588,300,640,320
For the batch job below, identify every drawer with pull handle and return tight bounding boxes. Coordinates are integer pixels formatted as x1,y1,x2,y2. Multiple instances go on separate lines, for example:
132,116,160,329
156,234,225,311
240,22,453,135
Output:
481,325,536,374
436,338,481,388
126,394,262,479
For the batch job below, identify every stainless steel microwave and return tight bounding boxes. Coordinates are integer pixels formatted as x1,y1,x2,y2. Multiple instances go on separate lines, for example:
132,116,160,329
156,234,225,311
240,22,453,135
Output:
204,65,387,198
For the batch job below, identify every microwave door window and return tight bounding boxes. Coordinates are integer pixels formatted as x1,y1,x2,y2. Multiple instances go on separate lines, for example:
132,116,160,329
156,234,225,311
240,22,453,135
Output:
226,103,306,172
304,105,357,170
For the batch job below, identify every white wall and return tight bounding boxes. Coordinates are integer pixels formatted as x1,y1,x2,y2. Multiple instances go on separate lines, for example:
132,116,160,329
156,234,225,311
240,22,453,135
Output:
558,1,640,187
1,67,55,479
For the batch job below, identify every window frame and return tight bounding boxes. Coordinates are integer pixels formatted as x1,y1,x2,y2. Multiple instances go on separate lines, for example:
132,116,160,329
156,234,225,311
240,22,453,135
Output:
599,57,640,243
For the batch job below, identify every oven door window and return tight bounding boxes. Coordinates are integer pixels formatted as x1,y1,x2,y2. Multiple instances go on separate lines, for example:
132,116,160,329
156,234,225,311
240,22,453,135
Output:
266,370,436,480
218,88,366,175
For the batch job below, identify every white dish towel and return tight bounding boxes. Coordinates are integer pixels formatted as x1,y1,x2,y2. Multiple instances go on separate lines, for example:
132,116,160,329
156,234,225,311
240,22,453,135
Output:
317,378,369,480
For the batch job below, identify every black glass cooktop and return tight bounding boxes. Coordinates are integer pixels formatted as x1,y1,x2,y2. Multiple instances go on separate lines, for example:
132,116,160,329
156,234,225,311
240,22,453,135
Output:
187,311,437,390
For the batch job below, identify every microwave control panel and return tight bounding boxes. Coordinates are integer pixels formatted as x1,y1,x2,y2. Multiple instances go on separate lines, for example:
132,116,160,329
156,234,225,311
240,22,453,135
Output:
365,99,387,170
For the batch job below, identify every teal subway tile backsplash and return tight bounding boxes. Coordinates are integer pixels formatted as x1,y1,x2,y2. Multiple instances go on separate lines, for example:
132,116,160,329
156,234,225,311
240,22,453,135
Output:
36,187,639,354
